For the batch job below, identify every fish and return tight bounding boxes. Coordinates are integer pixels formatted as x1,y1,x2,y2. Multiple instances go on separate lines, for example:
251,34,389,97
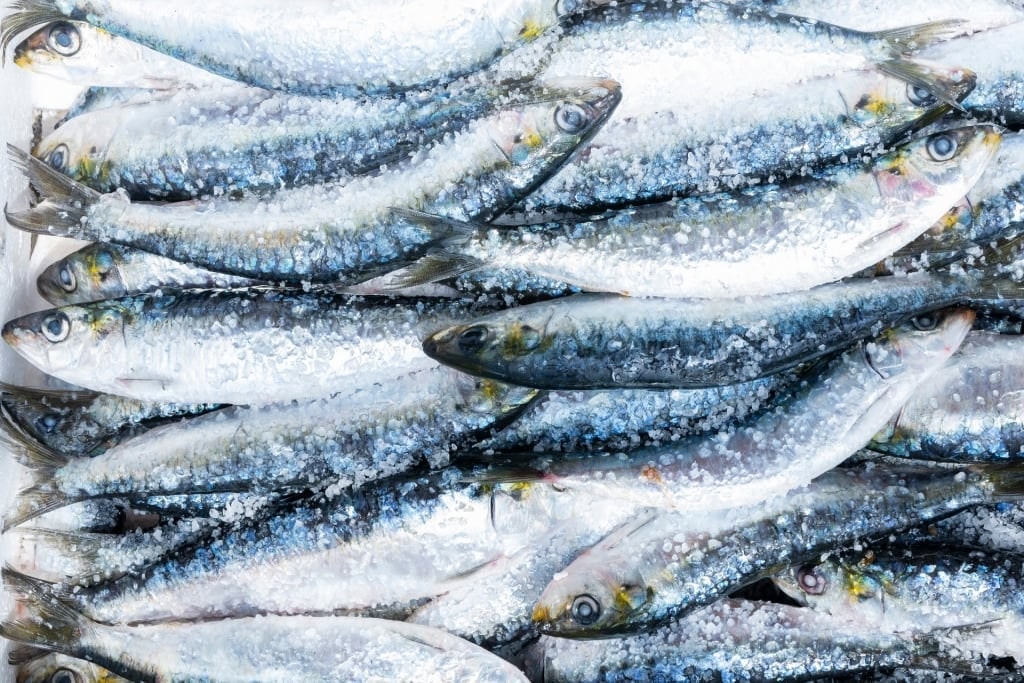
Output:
0,579,530,683
0,381,221,457
472,308,973,513
421,265,1023,390
28,76,604,200
390,124,1001,298
495,2,976,214
11,20,235,89
1,289,498,404
523,599,1001,682
0,0,603,95
2,366,539,528
36,242,264,306
6,78,621,283
870,331,1024,462
39,466,569,625
774,545,1024,662
530,459,1024,637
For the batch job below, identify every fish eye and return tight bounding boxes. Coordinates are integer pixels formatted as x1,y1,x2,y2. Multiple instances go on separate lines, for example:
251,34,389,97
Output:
46,22,82,57
50,669,83,683
906,84,936,107
554,103,590,135
47,144,69,173
911,312,939,331
41,312,71,343
57,262,77,292
570,593,601,625
36,413,61,434
925,132,959,162
797,566,828,595
555,0,584,14
457,325,489,355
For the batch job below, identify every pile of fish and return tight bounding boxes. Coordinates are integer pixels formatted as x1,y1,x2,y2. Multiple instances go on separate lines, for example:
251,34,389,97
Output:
3,0,1024,680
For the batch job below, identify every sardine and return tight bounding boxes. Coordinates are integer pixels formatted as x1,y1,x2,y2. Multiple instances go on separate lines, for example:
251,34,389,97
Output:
524,599,1001,682
36,242,263,306
1,584,530,683
2,366,539,528
476,309,973,512
421,267,1022,390
2,289,494,404
392,125,1000,298
6,79,620,283
29,77,605,200
14,650,129,683
0,0,601,95
530,459,1024,636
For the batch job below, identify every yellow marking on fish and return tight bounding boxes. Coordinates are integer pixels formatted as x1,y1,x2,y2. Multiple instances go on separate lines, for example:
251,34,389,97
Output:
857,93,896,118
532,603,551,623
77,155,113,184
13,52,30,68
519,19,545,40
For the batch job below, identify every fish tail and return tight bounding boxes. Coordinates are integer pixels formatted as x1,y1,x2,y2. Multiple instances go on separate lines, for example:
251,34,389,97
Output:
866,19,970,53
7,644,49,666
382,208,485,288
876,58,976,110
0,568,89,657
962,245,1024,307
4,484,75,531
5,144,103,238
7,527,112,585
0,401,69,470
0,1,68,63
983,462,1024,502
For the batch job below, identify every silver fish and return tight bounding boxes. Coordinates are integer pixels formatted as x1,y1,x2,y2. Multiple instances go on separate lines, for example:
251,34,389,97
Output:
15,650,129,683
0,0,600,95
530,459,1024,637
1,585,529,683
391,125,1000,298
1,289,495,404
7,78,620,282
3,366,539,528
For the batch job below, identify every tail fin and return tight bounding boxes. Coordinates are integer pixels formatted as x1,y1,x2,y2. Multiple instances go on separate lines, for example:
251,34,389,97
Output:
865,19,970,53
383,208,485,288
877,58,976,110
0,1,67,61
7,527,117,586
0,569,90,658
5,144,102,238
4,484,76,532
982,462,1024,502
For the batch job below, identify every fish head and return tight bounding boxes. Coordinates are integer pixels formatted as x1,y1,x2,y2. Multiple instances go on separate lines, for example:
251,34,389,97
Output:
37,245,126,306
485,77,621,193
16,650,126,683
532,564,650,637
775,553,891,617
13,21,85,75
841,64,975,131
863,307,974,381
872,125,1002,205
2,304,129,376
423,313,555,387
33,109,122,188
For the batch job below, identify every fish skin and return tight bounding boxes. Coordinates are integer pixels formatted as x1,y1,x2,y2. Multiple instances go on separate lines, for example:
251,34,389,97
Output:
774,544,1024,662
37,242,264,306
396,124,1001,298
8,79,621,283
523,599,992,682
1,288,497,405
3,366,539,528
530,459,1024,637
15,651,129,683
421,267,1013,390
476,309,974,513
871,332,1024,462
1,0,589,96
